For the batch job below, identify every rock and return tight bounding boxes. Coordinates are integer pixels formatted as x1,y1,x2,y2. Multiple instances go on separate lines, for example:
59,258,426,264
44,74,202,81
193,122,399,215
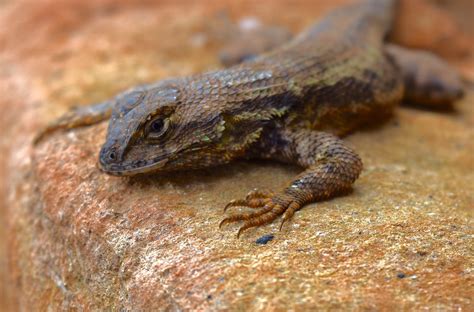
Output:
1,0,473,310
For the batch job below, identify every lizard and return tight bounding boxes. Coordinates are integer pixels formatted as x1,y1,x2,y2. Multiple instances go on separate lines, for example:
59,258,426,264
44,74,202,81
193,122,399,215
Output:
34,0,464,238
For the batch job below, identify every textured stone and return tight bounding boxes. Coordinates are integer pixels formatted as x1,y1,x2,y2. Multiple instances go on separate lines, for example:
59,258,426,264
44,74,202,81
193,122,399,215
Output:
1,0,473,310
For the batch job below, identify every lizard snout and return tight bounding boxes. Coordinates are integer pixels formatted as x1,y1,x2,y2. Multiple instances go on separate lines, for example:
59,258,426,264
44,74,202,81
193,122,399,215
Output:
99,146,121,167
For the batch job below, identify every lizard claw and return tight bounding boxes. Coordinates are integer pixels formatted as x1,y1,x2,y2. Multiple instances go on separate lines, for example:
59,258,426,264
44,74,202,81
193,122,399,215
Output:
221,191,302,237
279,202,300,231
223,199,248,212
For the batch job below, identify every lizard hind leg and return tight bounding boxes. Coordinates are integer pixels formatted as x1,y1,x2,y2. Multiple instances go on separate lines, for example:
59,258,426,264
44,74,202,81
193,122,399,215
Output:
386,44,464,107
34,100,114,145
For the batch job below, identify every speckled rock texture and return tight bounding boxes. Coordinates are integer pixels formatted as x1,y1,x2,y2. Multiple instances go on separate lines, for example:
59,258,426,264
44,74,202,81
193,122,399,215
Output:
0,0,473,310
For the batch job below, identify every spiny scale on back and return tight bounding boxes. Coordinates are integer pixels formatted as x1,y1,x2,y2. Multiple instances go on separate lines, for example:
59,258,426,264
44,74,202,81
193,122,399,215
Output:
35,0,464,237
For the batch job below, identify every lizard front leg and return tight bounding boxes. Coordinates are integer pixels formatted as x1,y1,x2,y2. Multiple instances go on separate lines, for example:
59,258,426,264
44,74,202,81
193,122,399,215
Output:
220,127,363,237
34,100,114,144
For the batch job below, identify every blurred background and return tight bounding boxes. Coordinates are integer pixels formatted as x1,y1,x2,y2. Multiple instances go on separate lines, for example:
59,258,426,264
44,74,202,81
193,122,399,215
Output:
0,0,472,310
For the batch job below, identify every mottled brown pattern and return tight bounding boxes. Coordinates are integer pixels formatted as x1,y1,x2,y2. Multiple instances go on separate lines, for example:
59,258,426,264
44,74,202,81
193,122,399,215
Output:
34,0,464,236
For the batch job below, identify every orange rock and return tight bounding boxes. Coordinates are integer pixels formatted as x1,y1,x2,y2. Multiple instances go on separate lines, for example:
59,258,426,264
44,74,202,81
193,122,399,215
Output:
1,0,473,310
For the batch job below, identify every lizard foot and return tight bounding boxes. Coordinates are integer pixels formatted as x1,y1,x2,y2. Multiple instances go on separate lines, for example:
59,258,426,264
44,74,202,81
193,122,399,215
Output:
220,191,302,238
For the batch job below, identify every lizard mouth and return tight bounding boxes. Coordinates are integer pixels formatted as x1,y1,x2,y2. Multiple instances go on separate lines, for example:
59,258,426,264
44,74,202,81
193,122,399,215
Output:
99,157,169,176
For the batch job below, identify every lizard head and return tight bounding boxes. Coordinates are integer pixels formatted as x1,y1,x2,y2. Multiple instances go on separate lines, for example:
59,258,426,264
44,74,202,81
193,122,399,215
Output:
98,78,261,176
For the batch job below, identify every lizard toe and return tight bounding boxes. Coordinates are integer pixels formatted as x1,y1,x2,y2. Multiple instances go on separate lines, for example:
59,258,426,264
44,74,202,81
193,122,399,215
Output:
224,197,270,212
245,189,275,200
279,201,301,231
236,202,288,238
220,203,274,228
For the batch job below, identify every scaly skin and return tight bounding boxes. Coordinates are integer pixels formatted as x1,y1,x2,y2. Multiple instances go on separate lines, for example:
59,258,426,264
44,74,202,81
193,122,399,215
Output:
34,0,464,237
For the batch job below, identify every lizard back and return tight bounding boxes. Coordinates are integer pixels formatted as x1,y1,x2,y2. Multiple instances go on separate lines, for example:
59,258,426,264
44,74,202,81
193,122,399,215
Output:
196,0,404,135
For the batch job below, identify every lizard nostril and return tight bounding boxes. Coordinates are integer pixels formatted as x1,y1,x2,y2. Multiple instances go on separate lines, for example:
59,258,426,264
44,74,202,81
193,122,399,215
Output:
100,147,119,165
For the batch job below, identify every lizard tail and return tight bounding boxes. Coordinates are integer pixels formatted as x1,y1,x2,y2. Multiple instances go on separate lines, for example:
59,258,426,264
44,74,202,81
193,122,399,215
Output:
293,0,399,46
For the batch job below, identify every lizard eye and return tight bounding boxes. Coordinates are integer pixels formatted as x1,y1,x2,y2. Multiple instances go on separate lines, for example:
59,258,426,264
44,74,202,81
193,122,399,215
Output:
150,119,164,132
147,117,169,139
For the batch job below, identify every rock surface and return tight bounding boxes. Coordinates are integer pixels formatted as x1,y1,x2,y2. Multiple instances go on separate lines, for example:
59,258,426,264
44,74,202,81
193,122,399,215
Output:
1,0,473,310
